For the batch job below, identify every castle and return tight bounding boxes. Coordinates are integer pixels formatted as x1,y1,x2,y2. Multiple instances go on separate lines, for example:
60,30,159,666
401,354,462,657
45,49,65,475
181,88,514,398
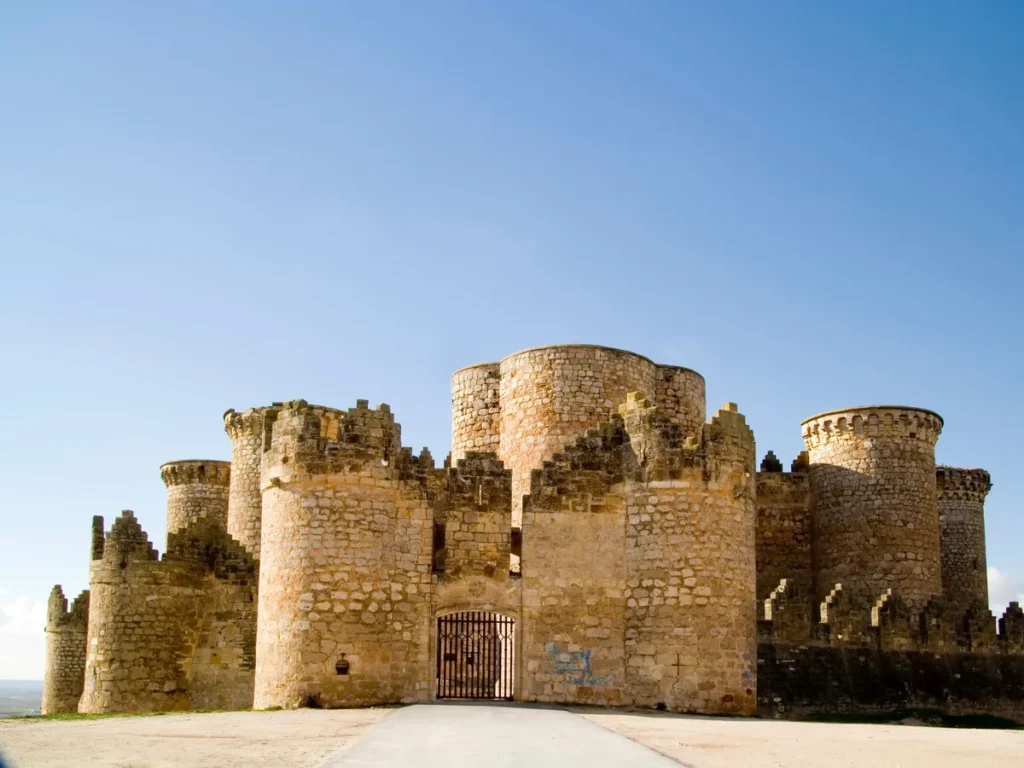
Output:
42,345,1024,719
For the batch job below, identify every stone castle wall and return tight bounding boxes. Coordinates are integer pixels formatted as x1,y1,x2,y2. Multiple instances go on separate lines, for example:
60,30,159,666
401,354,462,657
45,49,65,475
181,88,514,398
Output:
41,586,89,714
519,396,757,715
78,512,256,714
755,458,812,605
160,460,230,537
802,406,944,611
937,466,992,616
40,343,1019,721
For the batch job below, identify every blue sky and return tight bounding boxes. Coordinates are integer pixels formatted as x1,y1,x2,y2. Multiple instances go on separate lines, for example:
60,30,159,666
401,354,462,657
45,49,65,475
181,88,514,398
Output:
1,1,1021,678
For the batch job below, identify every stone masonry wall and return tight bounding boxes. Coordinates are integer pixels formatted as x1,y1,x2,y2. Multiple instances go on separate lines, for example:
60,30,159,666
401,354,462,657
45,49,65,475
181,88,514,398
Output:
432,453,511,579
519,394,757,715
451,363,501,465
160,460,230,538
621,403,758,716
497,346,656,525
224,408,267,558
755,463,812,604
803,407,944,611
253,400,434,709
164,517,258,711
759,643,1024,724
79,511,257,714
937,466,992,616
521,486,629,706
42,586,89,714
653,365,706,441
80,512,203,714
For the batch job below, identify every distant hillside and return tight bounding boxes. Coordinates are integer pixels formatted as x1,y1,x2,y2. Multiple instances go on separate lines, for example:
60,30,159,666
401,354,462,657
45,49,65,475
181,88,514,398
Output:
0,680,42,718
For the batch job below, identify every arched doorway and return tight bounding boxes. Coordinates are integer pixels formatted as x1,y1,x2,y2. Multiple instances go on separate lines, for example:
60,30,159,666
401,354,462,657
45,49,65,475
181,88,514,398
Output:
436,611,514,700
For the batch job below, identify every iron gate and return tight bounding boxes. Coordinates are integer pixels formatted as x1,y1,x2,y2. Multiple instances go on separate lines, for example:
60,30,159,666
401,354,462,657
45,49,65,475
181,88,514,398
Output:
436,612,514,700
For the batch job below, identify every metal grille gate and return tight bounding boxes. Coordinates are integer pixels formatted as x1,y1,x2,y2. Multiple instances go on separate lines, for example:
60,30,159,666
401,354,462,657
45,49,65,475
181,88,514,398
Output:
436,612,514,700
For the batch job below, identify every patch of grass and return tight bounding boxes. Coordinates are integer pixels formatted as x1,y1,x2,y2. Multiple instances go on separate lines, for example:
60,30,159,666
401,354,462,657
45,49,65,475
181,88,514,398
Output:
800,708,1021,730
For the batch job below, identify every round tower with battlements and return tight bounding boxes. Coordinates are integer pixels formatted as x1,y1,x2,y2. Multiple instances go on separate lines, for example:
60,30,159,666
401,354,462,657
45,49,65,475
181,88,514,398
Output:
937,466,992,615
452,345,705,524
224,408,269,558
41,585,89,714
802,406,944,611
253,399,433,710
160,459,231,537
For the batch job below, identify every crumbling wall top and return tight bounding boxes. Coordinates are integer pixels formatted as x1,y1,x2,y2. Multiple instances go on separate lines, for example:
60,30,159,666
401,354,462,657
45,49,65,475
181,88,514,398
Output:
936,465,992,501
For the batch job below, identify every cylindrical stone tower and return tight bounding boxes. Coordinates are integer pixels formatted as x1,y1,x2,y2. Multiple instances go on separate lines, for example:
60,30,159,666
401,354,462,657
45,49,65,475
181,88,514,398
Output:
802,406,944,611
497,345,706,522
159,459,231,537
451,362,501,464
41,585,89,714
937,466,992,615
224,408,268,558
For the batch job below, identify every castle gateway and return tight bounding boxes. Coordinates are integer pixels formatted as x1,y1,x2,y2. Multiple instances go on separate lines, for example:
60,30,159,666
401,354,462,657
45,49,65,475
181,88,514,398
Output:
43,345,1024,720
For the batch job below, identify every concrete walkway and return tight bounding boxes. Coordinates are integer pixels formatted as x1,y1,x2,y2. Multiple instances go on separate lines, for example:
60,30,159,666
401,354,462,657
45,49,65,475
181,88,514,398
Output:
321,703,681,767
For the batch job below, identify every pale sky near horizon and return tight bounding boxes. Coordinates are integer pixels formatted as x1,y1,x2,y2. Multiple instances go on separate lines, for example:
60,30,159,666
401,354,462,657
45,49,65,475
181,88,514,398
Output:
1,1,1022,679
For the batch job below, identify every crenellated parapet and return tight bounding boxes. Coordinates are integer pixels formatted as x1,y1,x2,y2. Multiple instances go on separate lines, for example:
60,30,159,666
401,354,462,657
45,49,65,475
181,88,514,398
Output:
760,569,1024,657
160,460,231,488
936,466,992,502
1000,603,1024,652
261,399,404,483
801,405,943,449
92,510,158,565
160,459,231,537
760,451,783,473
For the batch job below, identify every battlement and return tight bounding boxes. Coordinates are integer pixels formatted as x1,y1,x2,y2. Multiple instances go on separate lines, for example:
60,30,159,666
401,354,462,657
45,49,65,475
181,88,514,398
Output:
760,451,783,473
93,510,158,565
261,398,404,480
223,407,271,441
801,405,943,448
759,571,1024,654
937,465,992,502
46,585,89,631
160,460,231,488
524,395,755,513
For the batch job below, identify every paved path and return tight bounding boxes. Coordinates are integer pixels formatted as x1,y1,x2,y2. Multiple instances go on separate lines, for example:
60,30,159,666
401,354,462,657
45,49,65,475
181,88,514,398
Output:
321,703,682,767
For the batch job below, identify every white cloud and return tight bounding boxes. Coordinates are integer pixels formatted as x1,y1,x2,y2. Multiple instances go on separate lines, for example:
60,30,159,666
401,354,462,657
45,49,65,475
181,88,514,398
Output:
0,596,46,680
988,566,1024,616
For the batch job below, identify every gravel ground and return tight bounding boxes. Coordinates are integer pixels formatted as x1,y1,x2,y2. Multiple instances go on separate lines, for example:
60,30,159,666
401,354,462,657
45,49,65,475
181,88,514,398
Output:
1,705,1022,768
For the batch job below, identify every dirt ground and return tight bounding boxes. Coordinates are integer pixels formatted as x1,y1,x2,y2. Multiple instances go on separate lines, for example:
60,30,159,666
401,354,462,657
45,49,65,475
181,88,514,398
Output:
580,709,1024,768
0,708,389,768
1,706,1022,767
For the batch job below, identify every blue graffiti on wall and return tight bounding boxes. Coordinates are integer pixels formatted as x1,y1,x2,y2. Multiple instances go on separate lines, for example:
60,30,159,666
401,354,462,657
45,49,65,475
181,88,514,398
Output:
545,642,612,686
